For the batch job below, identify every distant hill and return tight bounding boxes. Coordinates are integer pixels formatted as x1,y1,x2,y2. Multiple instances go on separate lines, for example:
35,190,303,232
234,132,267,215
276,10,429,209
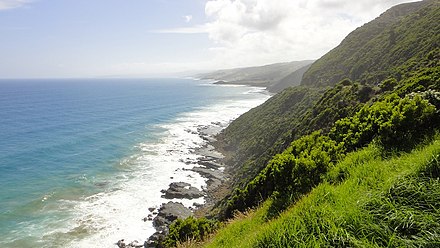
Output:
197,60,314,93
267,63,312,93
302,0,439,87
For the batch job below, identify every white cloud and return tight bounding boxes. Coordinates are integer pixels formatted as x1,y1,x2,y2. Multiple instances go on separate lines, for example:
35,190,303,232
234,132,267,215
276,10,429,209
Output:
0,0,31,10
200,0,419,68
183,15,193,23
154,24,208,34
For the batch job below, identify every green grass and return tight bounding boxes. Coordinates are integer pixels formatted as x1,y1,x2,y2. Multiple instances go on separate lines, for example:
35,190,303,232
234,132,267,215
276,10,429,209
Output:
197,137,440,248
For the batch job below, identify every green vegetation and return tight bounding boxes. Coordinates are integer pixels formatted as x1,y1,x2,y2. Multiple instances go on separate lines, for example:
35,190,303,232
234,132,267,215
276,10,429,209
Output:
161,1,440,247
164,217,219,247
302,0,439,87
224,92,439,218
201,137,440,247
217,86,322,181
216,79,377,198
331,93,439,151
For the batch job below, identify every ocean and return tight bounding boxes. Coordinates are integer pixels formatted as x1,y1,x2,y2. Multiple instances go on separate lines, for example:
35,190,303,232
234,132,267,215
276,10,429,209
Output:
0,78,269,247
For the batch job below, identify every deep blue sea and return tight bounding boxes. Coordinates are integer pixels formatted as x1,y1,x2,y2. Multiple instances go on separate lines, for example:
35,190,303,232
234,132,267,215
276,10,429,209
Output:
0,78,269,247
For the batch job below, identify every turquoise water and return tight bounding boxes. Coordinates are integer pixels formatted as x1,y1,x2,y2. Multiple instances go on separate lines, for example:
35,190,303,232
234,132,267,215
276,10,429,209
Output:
0,78,269,247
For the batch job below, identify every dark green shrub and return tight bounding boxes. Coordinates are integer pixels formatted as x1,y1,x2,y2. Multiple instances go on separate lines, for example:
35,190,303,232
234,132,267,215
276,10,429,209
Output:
164,216,219,247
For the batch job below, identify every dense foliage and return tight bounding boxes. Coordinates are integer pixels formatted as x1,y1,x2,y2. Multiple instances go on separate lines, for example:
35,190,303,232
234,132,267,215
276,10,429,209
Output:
218,80,375,188
253,138,440,248
224,92,439,218
217,86,322,181
164,217,218,247
185,136,440,248
331,93,439,151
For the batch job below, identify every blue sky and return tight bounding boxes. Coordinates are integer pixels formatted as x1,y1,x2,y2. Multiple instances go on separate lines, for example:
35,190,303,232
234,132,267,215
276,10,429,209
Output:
0,0,417,78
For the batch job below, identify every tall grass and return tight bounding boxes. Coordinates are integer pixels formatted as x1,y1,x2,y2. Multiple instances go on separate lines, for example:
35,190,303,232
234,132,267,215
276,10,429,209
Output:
199,137,440,247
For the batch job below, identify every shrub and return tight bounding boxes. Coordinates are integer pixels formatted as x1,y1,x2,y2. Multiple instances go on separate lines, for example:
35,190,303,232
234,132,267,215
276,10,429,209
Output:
164,216,219,247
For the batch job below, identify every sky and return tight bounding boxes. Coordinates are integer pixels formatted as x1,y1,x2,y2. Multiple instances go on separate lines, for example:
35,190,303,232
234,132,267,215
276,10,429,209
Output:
0,0,419,78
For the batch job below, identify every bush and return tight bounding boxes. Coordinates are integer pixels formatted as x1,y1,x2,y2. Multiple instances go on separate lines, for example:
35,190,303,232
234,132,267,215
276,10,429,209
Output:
164,216,219,247
331,93,438,151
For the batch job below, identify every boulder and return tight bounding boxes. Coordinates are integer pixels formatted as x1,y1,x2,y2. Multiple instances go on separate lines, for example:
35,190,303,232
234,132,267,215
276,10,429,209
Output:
162,182,204,199
153,201,192,228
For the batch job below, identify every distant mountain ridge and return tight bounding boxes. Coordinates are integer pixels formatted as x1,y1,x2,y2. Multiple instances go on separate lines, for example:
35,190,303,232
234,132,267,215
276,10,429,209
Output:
197,60,314,93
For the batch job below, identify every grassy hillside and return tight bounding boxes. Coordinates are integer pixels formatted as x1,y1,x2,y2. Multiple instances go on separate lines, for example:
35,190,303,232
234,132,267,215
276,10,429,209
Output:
215,0,439,198
198,137,440,247
302,0,439,87
160,1,440,247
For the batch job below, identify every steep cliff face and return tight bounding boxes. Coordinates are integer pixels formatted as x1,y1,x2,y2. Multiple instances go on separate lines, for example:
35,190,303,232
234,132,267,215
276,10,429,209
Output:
301,0,439,87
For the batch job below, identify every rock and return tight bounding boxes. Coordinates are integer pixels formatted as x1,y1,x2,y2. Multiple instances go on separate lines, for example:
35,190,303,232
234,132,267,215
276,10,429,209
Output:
145,232,165,248
153,201,192,228
128,240,143,248
195,145,225,160
143,214,153,222
162,182,204,199
148,207,155,212
199,160,223,169
193,202,203,208
192,167,224,182
117,239,145,248
148,202,191,248
116,239,126,248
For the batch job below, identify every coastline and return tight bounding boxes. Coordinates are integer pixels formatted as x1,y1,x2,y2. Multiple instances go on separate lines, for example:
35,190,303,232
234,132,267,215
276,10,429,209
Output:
141,122,230,247
114,82,271,248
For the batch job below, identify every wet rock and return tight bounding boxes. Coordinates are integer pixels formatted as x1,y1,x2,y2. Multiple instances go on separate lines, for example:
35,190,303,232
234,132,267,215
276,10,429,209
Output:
153,201,192,228
128,240,143,248
192,167,224,182
193,202,203,208
147,202,192,247
116,239,126,248
162,182,204,199
148,207,156,212
145,232,165,248
143,214,154,222
199,160,223,169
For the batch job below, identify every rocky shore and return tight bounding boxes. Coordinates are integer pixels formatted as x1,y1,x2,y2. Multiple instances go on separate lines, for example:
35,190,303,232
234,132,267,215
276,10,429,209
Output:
117,122,229,248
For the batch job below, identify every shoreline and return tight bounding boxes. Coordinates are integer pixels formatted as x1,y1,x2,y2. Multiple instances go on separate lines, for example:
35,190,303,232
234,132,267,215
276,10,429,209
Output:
140,122,230,247
115,83,271,248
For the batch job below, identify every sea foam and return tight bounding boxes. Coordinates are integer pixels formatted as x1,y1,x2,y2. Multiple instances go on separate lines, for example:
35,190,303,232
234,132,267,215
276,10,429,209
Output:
58,84,270,247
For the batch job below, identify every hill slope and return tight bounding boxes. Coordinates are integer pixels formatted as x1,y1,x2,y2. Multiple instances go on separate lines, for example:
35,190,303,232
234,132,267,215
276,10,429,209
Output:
161,1,440,247
201,137,440,247
302,0,439,87
214,0,440,196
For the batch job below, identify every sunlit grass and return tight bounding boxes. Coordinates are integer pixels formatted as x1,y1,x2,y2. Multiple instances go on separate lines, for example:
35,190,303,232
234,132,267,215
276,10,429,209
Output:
198,137,440,247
